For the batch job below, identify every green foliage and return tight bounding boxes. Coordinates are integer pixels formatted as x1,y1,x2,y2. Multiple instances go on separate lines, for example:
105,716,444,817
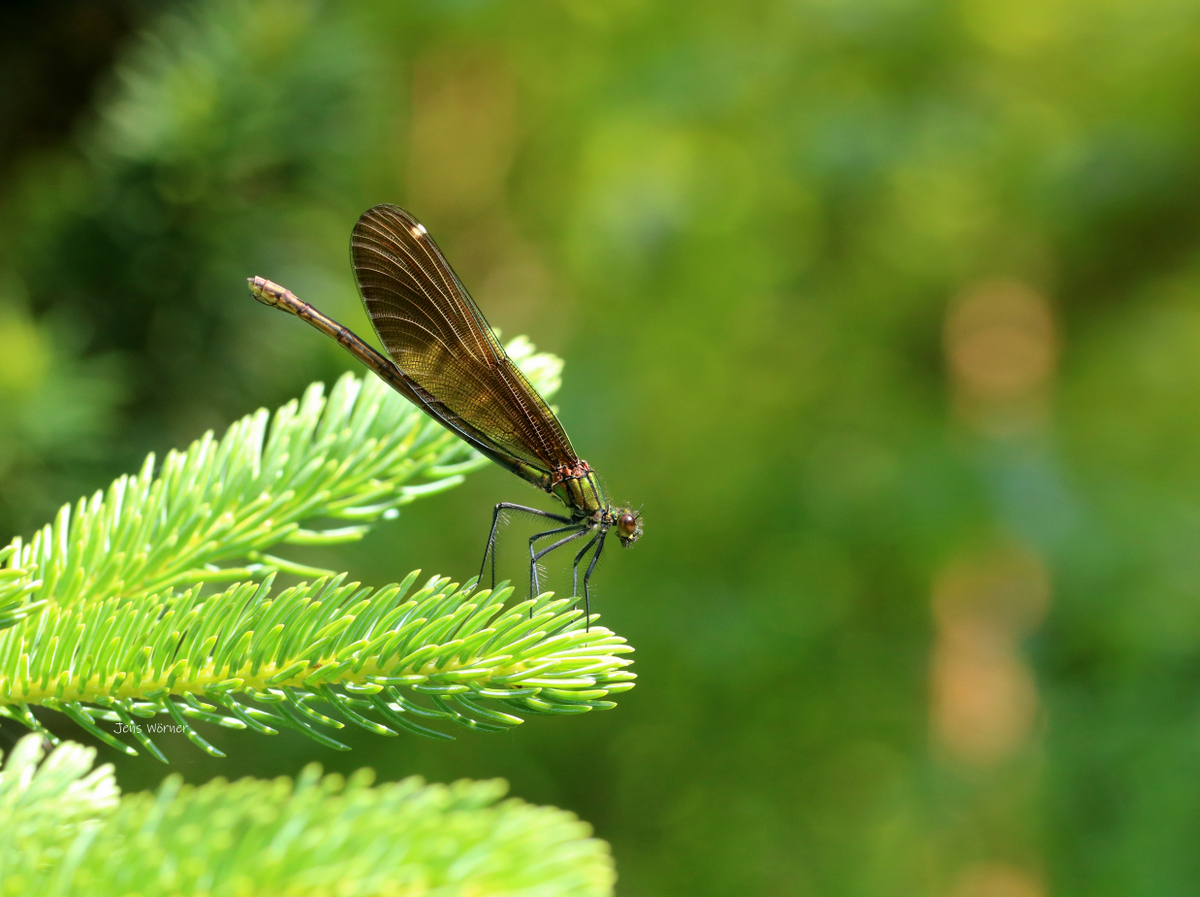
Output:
0,734,614,896
0,0,387,537
0,341,634,758
0,736,119,887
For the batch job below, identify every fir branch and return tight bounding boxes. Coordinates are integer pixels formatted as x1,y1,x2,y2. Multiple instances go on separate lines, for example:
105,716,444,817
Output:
0,734,615,896
0,336,560,626
0,572,634,756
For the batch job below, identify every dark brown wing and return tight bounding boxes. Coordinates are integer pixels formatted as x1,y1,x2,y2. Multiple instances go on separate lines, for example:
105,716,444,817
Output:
351,204,578,477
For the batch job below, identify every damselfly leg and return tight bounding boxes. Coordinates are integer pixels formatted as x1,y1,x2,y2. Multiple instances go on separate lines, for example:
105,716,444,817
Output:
529,525,589,603
479,503,572,590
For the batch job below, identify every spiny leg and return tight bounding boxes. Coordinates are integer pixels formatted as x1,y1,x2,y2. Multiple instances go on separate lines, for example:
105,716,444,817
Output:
529,525,588,597
579,530,607,628
571,531,603,631
571,532,603,599
529,526,589,609
478,503,572,589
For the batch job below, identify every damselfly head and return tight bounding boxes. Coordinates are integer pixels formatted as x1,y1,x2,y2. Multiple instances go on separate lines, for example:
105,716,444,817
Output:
614,509,643,546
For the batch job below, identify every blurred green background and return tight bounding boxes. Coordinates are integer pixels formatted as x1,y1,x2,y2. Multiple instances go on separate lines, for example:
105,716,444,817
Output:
3,0,1200,894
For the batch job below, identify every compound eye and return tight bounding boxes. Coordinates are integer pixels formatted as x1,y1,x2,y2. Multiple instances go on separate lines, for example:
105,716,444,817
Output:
617,513,637,538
